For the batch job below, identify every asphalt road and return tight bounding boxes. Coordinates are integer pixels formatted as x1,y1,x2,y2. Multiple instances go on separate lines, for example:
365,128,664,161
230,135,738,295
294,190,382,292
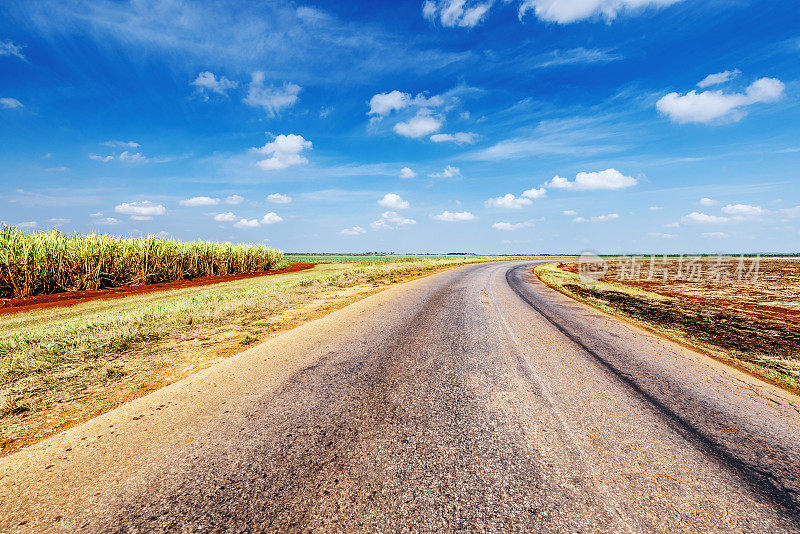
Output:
2,261,800,532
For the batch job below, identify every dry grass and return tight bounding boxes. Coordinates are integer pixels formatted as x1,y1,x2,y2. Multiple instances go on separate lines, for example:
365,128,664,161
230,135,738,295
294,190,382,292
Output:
0,256,494,455
0,226,284,298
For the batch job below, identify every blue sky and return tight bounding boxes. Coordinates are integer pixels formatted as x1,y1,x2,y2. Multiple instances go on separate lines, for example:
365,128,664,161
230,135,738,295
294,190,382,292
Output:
1,0,798,254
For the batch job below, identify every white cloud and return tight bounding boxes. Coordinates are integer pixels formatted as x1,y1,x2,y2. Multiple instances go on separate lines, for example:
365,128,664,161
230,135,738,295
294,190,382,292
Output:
699,197,717,206
48,218,70,225
368,90,410,117
428,165,461,179
371,211,416,230
89,154,114,162
0,41,25,60
486,194,532,209
681,212,729,224
17,221,37,230
492,221,534,231
180,196,220,207
339,226,367,235
657,77,785,124
393,110,443,138
191,71,238,96
697,69,741,88
574,213,620,222
378,193,410,210
562,210,577,216
545,169,637,191
267,193,292,204
114,201,166,218
433,210,476,221
430,132,479,144
399,167,417,179
94,217,120,225
1,97,23,109
234,218,260,228
518,0,681,23
118,150,146,162
422,0,494,27
648,206,663,211
649,232,675,239
702,232,729,238
224,194,245,205
103,140,140,148
213,212,237,222
721,203,763,217
252,133,312,170
521,187,546,199
261,212,283,224
244,71,301,116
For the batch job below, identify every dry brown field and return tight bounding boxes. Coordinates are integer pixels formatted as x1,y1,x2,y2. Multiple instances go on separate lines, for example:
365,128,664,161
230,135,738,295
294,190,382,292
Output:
539,256,800,392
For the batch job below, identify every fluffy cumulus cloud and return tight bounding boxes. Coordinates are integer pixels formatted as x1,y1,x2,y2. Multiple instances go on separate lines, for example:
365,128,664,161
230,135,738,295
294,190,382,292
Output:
114,201,166,220
180,196,220,206
224,195,245,205
371,211,416,230
339,226,366,236
492,221,534,231
721,204,763,217
0,41,25,60
399,167,417,179
562,210,577,216
244,72,301,116
433,210,476,221
430,132,479,145
267,193,292,204
486,194,532,209
213,212,237,222
1,97,23,109
89,154,114,162
191,71,238,96
422,0,494,27
252,134,312,170
368,90,411,117
545,169,636,191
518,0,682,23
699,197,718,206
428,165,461,179
681,212,729,224
657,77,785,124
261,212,283,224
697,69,741,89
378,193,410,210
234,218,260,228
393,110,443,138
93,217,120,225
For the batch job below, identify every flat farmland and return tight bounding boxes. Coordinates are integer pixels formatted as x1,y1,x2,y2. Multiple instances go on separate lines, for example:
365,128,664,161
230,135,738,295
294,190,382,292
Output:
536,257,800,392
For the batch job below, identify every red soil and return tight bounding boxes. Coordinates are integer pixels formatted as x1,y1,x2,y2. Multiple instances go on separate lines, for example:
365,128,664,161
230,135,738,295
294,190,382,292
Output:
0,262,317,316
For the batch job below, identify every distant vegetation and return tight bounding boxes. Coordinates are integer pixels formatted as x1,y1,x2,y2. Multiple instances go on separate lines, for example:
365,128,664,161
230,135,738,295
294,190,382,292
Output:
0,226,284,298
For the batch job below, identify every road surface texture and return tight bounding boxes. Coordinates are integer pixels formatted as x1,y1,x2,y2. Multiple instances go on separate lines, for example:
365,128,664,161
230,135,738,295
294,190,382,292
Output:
1,261,799,532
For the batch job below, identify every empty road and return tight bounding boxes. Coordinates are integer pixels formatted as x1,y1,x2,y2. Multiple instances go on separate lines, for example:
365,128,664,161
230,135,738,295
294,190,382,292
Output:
2,261,799,532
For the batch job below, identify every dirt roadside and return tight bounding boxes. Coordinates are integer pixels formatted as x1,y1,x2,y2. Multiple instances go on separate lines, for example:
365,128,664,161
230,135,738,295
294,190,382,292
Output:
0,262,316,316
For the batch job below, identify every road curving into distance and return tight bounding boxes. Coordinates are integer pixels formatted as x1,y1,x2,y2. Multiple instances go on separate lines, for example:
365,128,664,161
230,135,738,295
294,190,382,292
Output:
1,261,799,532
